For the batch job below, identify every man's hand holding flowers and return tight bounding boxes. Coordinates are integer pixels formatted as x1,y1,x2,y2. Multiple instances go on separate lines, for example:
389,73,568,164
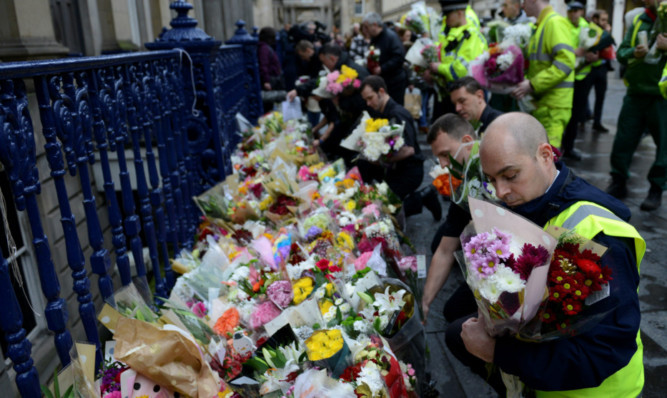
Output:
511,79,533,100
461,315,495,363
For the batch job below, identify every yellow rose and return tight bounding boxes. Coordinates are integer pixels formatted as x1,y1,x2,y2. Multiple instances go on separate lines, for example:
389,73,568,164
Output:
319,299,334,316
292,277,314,304
305,329,344,361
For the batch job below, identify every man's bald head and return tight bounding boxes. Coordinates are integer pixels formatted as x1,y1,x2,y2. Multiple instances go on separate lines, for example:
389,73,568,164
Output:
481,112,549,158
479,112,557,207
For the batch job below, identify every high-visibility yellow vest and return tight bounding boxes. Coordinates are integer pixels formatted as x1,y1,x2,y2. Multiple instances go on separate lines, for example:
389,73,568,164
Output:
660,63,667,98
436,23,487,82
526,6,575,108
537,201,645,397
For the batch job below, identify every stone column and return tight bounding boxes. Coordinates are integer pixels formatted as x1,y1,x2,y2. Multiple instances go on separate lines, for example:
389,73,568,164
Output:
77,0,103,55
611,0,625,48
253,0,275,30
340,0,351,36
0,0,68,61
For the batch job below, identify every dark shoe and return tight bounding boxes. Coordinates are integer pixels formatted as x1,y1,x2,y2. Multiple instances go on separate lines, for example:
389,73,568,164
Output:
606,177,627,199
640,185,663,211
422,186,442,221
593,124,609,133
562,149,582,161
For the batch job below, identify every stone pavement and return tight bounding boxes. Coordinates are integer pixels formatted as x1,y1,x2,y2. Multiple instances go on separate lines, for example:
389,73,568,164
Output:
404,72,667,397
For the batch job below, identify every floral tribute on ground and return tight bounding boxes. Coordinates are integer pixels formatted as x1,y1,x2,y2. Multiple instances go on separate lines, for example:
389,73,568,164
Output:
84,111,432,398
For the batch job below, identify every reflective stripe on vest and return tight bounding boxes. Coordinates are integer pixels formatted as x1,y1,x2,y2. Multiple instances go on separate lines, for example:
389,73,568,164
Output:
553,60,573,75
554,81,574,89
536,14,558,59
630,13,643,47
552,43,574,56
537,201,645,397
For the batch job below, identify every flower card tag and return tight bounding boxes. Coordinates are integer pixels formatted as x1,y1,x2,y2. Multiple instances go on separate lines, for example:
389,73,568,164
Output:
417,255,426,279
233,332,256,357
585,282,610,306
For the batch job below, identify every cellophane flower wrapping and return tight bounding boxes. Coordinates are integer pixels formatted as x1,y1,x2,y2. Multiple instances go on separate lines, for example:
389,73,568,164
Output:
117,114,425,397
518,225,614,342
457,198,558,336
340,111,405,162
430,163,462,198
470,45,525,93
404,4,428,36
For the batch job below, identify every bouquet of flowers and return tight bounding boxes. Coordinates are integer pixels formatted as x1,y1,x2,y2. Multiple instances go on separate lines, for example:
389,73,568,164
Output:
404,8,427,36
445,142,496,207
405,38,448,101
520,225,613,340
457,198,558,336
470,44,525,93
313,65,362,98
429,163,462,198
340,111,405,162
366,46,381,72
498,23,532,52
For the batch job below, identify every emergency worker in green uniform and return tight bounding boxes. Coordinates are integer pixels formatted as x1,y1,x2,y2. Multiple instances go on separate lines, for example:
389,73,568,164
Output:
511,0,575,149
607,0,667,211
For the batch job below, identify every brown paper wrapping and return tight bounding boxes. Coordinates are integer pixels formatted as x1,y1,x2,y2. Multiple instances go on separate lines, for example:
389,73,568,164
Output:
114,317,220,398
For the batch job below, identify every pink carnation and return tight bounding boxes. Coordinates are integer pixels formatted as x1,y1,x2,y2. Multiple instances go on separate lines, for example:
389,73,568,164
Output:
398,256,418,273
250,301,281,329
362,203,380,218
353,79,361,89
267,280,294,308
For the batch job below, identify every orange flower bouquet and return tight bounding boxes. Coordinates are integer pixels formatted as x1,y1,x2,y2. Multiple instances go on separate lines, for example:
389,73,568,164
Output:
430,164,462,197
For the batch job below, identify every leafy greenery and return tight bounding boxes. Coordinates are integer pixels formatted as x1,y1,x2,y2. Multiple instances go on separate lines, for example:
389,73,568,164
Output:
41,369,74,398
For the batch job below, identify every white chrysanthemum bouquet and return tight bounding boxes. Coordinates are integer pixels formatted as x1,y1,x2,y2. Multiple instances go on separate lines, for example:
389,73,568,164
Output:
340,111,405,162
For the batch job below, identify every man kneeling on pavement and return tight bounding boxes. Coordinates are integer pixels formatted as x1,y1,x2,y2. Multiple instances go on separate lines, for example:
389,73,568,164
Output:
446,112,644,397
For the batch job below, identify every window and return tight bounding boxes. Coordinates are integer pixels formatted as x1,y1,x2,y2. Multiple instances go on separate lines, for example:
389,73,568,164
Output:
355,0,364,16
0,170,45,363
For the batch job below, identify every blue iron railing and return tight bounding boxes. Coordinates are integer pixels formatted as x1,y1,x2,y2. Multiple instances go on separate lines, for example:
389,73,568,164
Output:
0,2,263,395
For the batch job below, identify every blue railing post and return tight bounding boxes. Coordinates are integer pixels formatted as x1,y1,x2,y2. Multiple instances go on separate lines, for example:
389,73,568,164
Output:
0,79,73,366
121,65,167,300
0,252,41,397
146,0,225,192
226,20,264,130
36,74,102,365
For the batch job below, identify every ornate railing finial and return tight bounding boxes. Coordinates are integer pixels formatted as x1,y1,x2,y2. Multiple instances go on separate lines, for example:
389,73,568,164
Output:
227,20,258,45
146,0,220,50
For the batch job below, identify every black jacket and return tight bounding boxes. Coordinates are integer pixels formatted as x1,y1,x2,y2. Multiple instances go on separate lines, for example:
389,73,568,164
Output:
370,28,407,87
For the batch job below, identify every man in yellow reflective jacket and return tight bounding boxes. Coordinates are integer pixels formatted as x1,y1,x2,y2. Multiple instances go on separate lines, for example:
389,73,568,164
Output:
447,112,644,397
425,0,487,120
512,0,575,149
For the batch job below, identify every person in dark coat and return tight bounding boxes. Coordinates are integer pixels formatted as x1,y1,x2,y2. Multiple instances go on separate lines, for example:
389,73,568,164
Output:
258,27,284,112
359,76,442,220
362,12,408,105
315,44,369,163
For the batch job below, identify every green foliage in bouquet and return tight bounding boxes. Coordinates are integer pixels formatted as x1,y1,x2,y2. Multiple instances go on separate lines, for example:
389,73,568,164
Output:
41,370,74,398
